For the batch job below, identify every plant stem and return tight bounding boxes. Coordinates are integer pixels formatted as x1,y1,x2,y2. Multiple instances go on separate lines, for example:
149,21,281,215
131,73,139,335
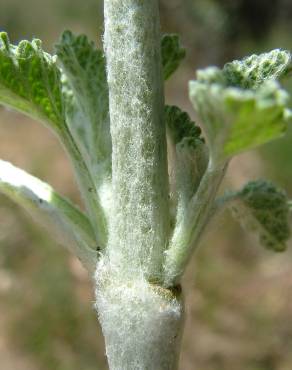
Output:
95,2,184,369
95,274,183,370
103,0,169,280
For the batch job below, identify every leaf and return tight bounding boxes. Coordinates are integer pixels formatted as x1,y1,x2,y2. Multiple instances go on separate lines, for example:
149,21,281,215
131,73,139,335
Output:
0,32,65,130
161,34,186,80
0,159,97,273
223,50,292,89
0,32,109,248
55,31,111,167
229,180,290,252
165,106,208,215
165,105,203,146
189,49,292,164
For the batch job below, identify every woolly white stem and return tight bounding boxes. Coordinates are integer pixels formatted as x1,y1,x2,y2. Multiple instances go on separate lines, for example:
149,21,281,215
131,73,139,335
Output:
103,0,169,279
95,260,183,370
95,1,183,369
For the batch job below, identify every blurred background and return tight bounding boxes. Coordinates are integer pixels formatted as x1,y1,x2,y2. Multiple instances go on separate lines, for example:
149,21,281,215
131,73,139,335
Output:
1,1,292,369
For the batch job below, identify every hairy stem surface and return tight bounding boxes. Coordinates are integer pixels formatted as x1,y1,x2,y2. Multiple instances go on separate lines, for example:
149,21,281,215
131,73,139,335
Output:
95,265,183,370
103,0,169,279
95,1,183,369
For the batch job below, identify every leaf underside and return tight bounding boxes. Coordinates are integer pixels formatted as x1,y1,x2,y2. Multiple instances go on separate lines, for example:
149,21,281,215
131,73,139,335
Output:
0,160,97,272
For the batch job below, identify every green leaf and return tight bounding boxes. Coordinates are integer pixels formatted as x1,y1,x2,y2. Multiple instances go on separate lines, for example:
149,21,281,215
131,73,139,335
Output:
0,32,109,248
189,49,292,163
0,32,65,130
55,31,111,167
229,180,290,252
161,34,186,80
165,106,208,217
223,50,292,89
165,105,203,146
0,159,97,273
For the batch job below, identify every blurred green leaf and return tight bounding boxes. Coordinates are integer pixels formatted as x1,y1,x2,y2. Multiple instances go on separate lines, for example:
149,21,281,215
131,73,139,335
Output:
228,180,291,252
161,34,185,80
